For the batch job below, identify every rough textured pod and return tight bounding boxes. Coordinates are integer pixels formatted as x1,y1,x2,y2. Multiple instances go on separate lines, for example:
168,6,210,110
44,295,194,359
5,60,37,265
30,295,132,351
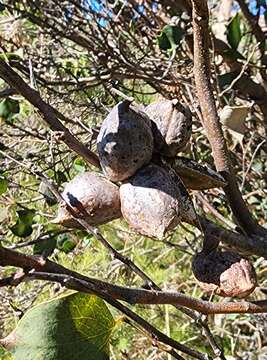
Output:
171,156,227,190
192,250,257,298
120,164,184,239
97,101,154,182
53,172,121,228
145,98,192,157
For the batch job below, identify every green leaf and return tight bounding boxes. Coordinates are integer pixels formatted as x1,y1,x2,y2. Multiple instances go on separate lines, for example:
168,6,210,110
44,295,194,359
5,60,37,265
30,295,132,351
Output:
54,170,67,185
0,345,12,360
218,72,236,90
0,98,20,121
2,293,115,360
157,25,184,51
73,157,86,172
222,48,244,61
17,209,35,224
56,233,77,253
33,237,57,257
10,221,33,238
227,13,242,50
0,177,8,195
0,345,6,356
10,209,36,238
167,26,184,47
157,32,171,51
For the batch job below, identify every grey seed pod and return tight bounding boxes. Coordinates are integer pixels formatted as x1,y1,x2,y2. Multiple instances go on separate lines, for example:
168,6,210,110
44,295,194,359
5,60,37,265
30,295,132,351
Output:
171,156,227,190
120,164,183,239
53,172,121,228
145,98,192,157
97,101,154,182
192,250,257,298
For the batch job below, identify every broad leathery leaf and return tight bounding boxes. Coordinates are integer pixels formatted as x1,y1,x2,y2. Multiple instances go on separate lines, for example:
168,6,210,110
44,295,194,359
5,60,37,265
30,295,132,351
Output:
221,48,244,62
218,72,236,90
227,13,242,49
220,105,249,146
220,106,249,133
33,236,57,257
0,98,20,121
157,25,184,51
10,221,33,238
157,31,170,50
17,209,35,224
10,209,36,238
3,293,115,360
0,176,8,195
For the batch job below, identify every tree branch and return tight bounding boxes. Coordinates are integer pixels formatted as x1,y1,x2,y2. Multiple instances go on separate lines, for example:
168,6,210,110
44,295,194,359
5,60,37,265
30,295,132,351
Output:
198,217,267,258
191,0,265,236
1,246,267,316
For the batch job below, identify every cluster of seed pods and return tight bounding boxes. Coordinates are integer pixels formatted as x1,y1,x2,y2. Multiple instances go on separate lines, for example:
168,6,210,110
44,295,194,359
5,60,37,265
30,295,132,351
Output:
53,98,257,298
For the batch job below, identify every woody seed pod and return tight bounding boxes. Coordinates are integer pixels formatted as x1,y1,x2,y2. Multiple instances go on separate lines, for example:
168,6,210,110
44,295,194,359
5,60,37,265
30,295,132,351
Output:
192,250,257,298
171,156,227,190
120,164,186,239
97,100,153,182
145,98,192,157
53,172,121,228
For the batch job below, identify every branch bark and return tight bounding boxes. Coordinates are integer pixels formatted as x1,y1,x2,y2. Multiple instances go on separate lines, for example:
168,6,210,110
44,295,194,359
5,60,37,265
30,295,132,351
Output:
191,0,264,236
198,217,267,258
1,246,267,315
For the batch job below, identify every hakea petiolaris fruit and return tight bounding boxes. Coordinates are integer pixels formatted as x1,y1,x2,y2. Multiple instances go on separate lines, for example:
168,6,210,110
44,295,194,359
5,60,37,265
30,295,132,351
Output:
97,100,154,182
53,172,121,228
145,98,192,157
120,164,198,239
192,249,257,298
170,156,227,190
